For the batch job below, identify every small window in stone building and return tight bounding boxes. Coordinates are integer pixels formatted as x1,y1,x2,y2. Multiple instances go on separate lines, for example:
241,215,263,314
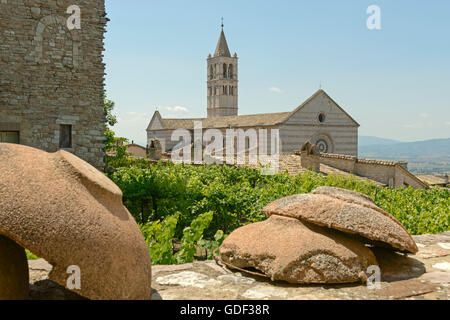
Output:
59,124,72,148
318,112,326,123
0,131,19,144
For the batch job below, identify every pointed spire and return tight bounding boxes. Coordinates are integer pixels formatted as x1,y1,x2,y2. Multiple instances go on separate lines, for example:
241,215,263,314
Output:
214,22,231,57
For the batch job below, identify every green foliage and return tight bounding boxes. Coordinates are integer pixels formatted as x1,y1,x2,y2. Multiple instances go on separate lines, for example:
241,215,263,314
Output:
139,211,220,265
111,162,197,224
26,249,38,260
103,95,117,127
112,163,449,239
198,230,226,260
175,211,214,264
102,95,136,173
140,213,179,265
104,127,131,171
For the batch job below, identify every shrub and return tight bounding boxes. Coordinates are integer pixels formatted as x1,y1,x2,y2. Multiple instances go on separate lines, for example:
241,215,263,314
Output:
113,162,449,241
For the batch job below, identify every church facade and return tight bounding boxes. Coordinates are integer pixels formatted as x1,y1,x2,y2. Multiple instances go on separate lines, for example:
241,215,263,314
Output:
147,28,359,157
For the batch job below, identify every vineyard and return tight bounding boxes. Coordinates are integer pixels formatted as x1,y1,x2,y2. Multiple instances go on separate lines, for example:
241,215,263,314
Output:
108,161,450,265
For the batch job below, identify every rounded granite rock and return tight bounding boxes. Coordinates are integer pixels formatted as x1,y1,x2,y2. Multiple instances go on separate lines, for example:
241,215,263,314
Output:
220,215,378,284
262,186,418,254
0,235,29,300
0,143,152,300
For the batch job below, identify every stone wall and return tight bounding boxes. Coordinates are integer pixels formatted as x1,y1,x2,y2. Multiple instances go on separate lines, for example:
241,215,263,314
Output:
296,151,428,189
126,144,147,158
315,153,356,172
394,166,429,189
279,125,358,156
0,0,107,169
299,151,319,171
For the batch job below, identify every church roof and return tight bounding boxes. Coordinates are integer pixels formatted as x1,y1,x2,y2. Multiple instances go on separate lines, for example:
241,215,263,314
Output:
147,89,360,131
214,29,231,57
285,89,360,127
156,112,291,130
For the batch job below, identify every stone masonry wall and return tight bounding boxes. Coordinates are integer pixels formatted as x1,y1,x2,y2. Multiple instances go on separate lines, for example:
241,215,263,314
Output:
315,153,356,172
0,0,107,169
296,151,428,189
353,161,396,186
394,166,428,189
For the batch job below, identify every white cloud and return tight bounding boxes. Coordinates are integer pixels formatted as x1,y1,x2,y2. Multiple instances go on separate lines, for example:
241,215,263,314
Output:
419,113,431,118
445,121,450,126
155,105,189,118
269,87,282,93
162,105,188,113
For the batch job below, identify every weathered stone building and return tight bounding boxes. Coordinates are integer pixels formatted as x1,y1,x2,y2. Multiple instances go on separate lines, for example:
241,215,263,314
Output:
125,142,147,159
0,0,107,169
147,27,359,156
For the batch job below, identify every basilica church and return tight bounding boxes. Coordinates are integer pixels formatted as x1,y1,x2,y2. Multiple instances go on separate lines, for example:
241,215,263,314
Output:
147,27,359,156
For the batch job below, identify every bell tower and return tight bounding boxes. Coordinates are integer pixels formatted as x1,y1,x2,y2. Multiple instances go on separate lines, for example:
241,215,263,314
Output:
207,23,238,118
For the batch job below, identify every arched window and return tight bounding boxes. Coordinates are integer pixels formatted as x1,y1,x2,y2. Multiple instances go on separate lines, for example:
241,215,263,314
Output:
318,112,326,123
223,64,227,78
209,65,213,80
228,64,233,78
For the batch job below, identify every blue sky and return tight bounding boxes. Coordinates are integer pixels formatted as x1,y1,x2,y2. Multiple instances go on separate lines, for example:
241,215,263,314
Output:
104,0,450,145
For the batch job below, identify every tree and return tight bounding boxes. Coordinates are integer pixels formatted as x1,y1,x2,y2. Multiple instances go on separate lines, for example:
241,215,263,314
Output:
103,96,130,172
104,95,117,127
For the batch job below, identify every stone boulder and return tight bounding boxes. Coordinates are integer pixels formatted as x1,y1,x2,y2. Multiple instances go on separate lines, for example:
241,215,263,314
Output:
220,215,377,284
262,187,418,254
0,143,152,299
220,186,418,284
0,235,29,299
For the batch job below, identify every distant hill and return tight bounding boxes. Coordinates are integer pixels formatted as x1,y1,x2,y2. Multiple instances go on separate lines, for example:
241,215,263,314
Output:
359,138,450,174
359,138,450,158
359,136,400,147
